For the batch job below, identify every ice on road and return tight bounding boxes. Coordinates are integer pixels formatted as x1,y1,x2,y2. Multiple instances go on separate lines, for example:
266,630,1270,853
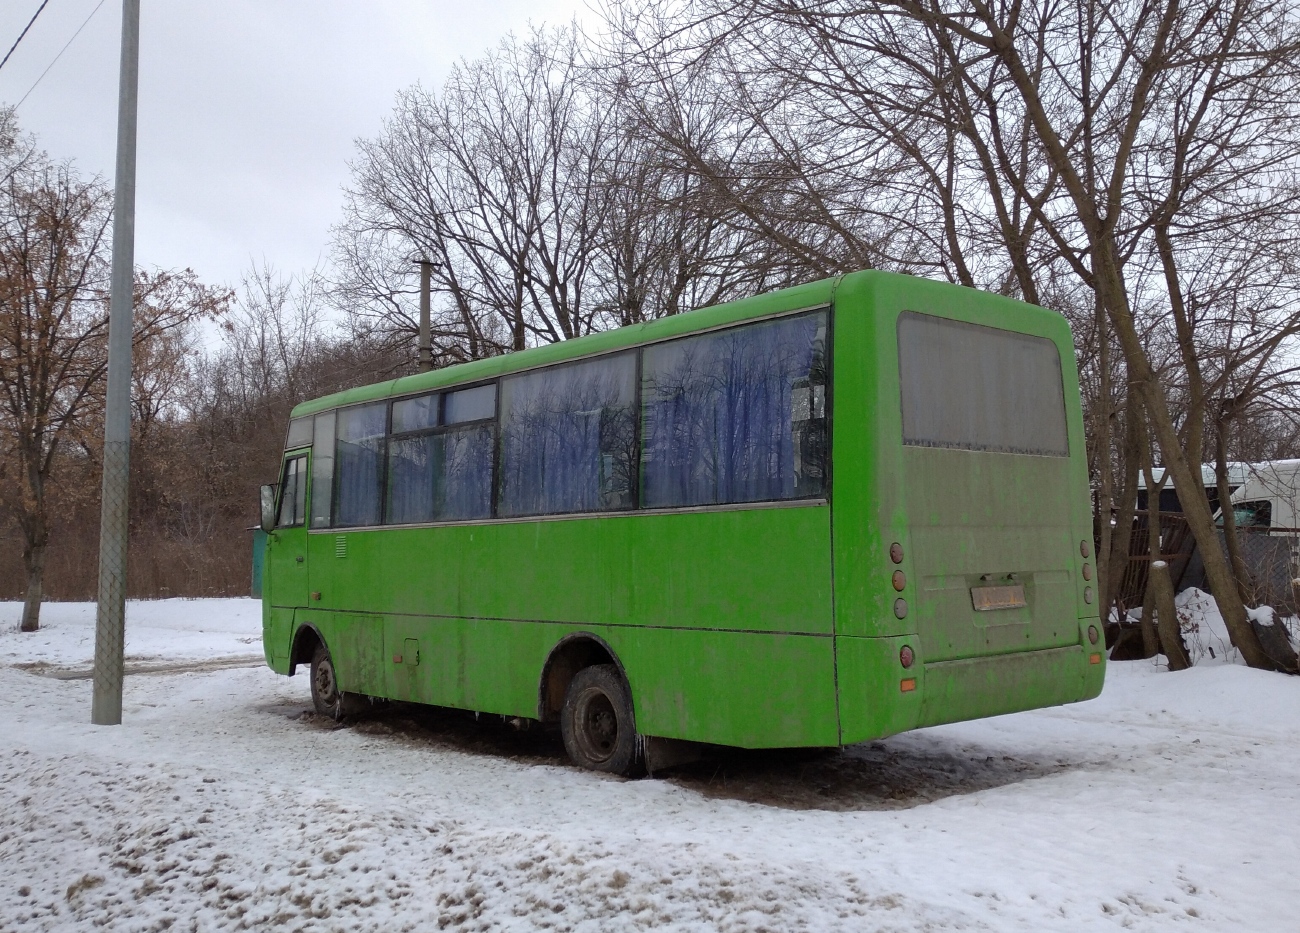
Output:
2,598,1299,931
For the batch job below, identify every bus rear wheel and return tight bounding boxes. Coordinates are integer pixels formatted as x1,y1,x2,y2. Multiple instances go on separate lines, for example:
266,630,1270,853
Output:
561,664,644,777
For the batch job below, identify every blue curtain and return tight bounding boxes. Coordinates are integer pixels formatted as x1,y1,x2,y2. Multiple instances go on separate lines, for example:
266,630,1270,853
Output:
387,424,494,523
335,403,386,526
641,312,827,508
499,353,637,517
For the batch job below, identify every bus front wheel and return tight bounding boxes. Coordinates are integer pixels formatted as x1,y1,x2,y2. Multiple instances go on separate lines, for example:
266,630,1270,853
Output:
561,664,644,777
310,643,364,721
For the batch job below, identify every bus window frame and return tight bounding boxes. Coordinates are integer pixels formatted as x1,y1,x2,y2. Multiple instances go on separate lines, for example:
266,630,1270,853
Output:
497,349,639,520
306,303,833,531
385,384,498,526
275,453,309,528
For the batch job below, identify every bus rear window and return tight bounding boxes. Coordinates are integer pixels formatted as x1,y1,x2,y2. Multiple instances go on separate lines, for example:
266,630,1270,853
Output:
897,312,1068,457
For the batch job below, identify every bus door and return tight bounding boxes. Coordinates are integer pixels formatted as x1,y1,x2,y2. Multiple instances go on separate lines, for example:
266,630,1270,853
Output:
266,452,311,610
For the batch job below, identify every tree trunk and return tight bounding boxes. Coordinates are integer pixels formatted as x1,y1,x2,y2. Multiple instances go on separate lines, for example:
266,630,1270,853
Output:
1214,419,1252,606
20,539,47,632
1150,560,1191,671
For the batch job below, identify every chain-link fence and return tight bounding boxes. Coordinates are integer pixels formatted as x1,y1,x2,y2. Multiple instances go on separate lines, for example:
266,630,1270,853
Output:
1180,527,1300,616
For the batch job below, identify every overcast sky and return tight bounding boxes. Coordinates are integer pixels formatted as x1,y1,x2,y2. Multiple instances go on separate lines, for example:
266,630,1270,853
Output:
0,0,589,292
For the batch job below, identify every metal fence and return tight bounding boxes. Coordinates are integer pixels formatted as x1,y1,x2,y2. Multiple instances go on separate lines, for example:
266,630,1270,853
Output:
1115,510,1300,616
1179,527,1300,616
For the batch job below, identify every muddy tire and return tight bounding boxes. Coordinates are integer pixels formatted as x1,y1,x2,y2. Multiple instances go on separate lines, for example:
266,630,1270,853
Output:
561,664,644,777
310,642,366,721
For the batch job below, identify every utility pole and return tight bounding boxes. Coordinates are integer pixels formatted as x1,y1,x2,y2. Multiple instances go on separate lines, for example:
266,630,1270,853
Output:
92,0,141,726
415,257,434,372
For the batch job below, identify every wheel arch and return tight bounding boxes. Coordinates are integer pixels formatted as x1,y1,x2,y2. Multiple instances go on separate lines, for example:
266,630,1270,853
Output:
537,631,632,723
288,621,326,676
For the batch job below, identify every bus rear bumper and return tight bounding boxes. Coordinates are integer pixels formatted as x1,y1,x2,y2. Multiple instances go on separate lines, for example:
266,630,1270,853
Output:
916,644,1094,729
837,638,1101,744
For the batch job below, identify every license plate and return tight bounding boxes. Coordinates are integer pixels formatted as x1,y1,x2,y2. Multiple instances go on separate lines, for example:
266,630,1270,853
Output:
970,584,1027,611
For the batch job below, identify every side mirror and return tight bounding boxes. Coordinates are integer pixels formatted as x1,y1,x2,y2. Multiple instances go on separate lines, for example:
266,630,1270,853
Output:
260,484,278,533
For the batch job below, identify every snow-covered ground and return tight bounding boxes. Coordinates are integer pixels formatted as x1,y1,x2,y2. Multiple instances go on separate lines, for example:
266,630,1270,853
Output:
0,599,263,672
2,599,1299,932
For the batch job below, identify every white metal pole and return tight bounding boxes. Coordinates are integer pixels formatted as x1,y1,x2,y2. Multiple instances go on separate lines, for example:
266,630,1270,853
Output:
92,0,141,726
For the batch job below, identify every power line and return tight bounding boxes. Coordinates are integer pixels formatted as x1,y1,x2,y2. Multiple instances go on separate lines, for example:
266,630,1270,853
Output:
15,0,108,111
0,0,52,74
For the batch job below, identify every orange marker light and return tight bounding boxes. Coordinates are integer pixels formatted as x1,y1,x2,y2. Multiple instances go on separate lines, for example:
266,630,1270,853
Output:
900,678,917,692
1089,653,1102,665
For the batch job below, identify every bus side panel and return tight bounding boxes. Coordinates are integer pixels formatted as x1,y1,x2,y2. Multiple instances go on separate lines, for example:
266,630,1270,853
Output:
312,506,833,637
292,610,387,697
835,635,922,744
615,627,839,748
380,615,550,716
352,615,839,749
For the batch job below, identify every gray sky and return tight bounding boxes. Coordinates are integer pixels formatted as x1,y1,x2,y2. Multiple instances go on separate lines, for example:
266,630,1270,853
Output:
0,0,588,291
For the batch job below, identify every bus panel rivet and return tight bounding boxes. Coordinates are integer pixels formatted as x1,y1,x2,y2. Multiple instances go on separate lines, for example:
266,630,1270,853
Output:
890,542,904,564
893,597,908,619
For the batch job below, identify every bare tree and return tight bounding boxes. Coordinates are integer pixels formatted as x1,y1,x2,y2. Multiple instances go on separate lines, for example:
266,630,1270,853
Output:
336,27,609,360
334,24,795,363
0,122,225,631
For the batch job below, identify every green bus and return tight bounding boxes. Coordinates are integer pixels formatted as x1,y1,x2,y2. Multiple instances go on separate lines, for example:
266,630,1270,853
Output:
258,270,1104,776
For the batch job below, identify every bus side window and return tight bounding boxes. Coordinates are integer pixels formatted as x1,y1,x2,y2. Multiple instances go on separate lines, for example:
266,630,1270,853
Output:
310,411,336,528
334,402,387,527
640,310,828,509
387,388,495,524
499,353,637,517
